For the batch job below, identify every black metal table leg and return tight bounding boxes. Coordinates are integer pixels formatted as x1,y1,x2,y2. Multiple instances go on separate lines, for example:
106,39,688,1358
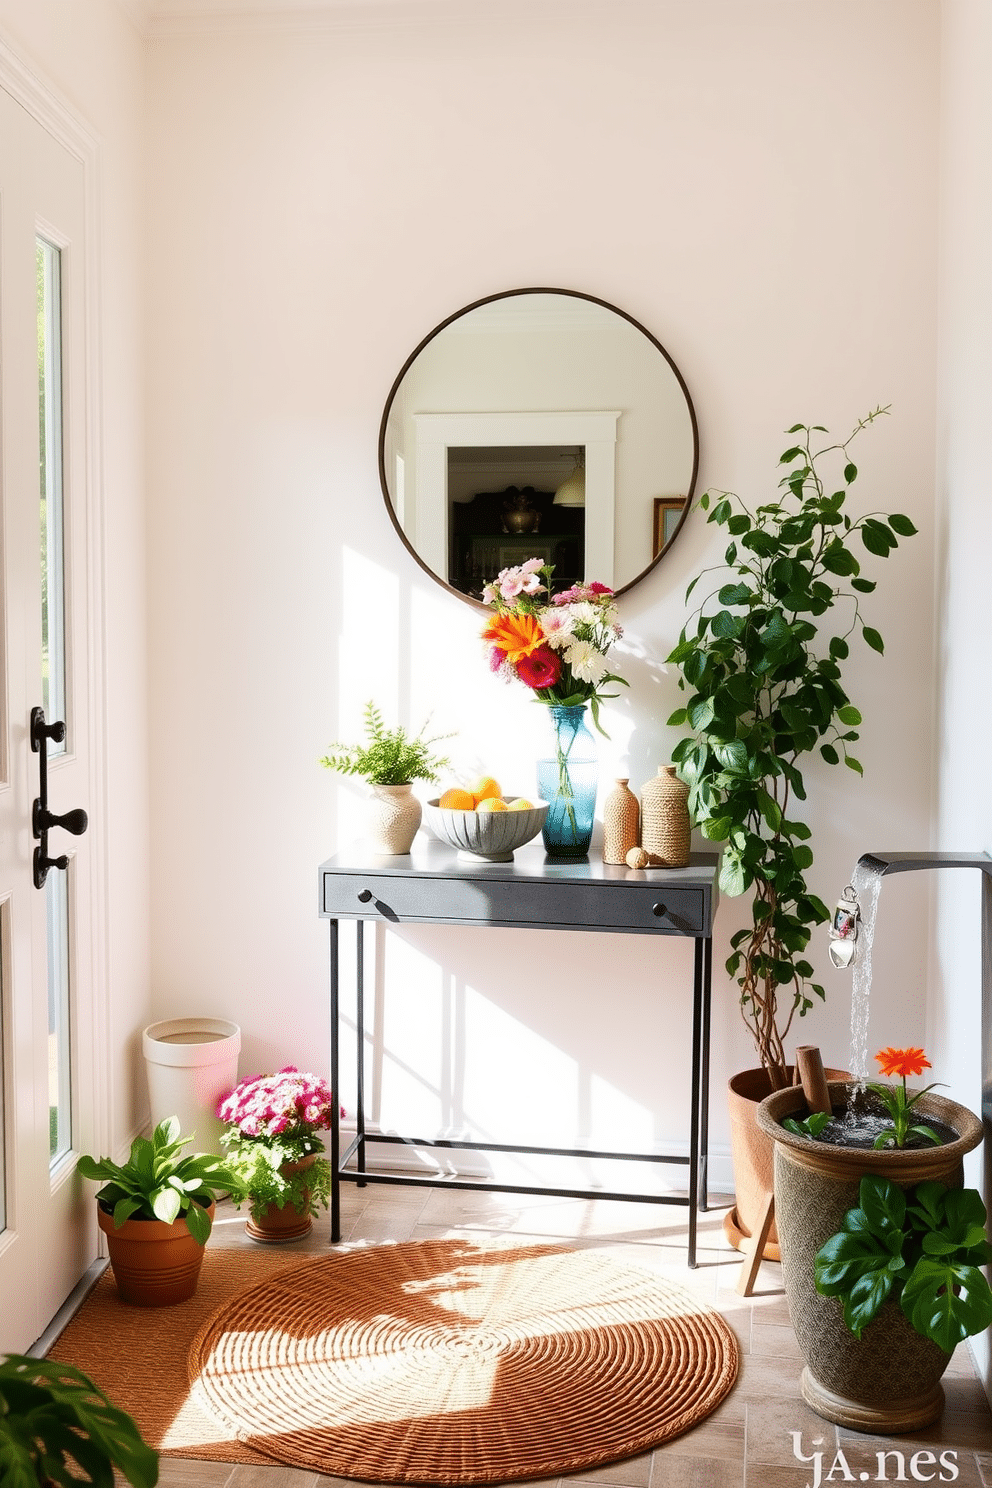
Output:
699,935,712,1211
329,917,341,1243
356,918,367,1185
687,936,704,1268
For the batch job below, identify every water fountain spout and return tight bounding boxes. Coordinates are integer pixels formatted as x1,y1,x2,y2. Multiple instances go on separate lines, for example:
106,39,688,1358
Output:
834,850,992,1089
857,850,992,877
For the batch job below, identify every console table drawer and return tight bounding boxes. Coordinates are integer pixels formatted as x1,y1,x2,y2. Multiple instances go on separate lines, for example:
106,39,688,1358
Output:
321,873,707,936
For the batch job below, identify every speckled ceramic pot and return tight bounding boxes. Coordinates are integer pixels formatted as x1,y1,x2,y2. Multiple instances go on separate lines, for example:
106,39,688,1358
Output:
757,1082,983,1433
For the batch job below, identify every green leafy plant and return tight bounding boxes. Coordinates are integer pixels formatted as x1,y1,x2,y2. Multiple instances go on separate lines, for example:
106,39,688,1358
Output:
223,1138,331,1224
667,409,917,1089
320,701,452,785
0,1354,158,1488
814,1175,992,1354
781,1110,833,1139
77,1116,239,1245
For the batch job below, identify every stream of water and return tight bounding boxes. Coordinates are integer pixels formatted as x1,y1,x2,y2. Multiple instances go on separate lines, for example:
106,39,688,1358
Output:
846,857,884,1087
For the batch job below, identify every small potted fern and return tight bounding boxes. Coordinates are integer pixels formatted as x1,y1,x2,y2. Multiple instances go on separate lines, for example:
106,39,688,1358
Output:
320,701,452,853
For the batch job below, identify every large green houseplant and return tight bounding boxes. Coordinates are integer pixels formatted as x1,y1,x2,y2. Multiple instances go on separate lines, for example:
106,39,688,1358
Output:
668,409,916,1090
667,410,916,1255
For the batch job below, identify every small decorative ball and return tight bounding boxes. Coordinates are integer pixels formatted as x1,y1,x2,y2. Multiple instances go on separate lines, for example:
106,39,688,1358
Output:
626,847,650,869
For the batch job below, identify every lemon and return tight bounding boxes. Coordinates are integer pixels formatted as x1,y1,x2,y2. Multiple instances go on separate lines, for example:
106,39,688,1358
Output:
507,797,533,811
477,797,508,813
468,775,502,805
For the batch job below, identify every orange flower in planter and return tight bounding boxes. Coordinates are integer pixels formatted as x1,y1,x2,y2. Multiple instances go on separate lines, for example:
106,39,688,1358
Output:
874,1047,932,1080
870,1046,940,1148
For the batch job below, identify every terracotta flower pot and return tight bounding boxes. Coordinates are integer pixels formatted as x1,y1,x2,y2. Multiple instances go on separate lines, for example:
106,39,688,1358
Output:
757,1082,984,1433
724,1066,849,1260
245,1153,317,1243
98,1199,214,1305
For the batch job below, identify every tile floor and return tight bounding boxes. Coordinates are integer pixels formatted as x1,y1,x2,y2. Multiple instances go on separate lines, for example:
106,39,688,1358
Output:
158,1182,992,1488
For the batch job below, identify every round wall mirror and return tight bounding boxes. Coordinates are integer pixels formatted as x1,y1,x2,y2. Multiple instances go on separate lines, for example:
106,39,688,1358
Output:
378,288,699,606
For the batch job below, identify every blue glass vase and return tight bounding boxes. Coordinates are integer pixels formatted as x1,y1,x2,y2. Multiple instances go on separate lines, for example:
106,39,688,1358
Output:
537,704,598,859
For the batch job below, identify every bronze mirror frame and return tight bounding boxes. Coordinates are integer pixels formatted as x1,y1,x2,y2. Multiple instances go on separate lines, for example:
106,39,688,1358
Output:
377,286,699,608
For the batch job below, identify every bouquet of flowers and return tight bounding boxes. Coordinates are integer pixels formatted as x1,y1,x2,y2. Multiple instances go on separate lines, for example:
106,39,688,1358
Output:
481,560,626,727
217,1066,337,1224
481,560,626,850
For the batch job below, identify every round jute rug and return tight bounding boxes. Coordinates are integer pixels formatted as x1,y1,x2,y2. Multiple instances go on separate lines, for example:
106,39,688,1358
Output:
187,1237,739,1484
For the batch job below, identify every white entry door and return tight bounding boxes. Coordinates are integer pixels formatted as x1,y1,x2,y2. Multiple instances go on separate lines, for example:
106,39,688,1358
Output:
0,74,102,1351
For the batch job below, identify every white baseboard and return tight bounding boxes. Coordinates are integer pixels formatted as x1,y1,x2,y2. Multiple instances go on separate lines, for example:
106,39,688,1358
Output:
340,1120,736,1197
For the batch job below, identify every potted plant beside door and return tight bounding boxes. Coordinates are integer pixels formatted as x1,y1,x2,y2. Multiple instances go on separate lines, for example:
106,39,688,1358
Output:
78,1117,237,1305
667,410,917,1256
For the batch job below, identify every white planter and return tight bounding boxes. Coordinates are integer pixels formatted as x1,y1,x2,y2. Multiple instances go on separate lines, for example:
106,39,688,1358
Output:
142,1017,241,1155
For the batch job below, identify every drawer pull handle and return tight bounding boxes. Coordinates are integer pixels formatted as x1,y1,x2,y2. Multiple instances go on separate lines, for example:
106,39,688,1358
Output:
357,889,373,903
652,902,667,917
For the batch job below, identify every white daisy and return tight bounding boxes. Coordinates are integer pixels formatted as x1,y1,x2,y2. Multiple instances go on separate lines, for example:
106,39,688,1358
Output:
565,640,608,684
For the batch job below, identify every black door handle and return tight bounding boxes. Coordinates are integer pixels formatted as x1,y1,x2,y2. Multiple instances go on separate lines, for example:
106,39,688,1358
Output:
31,706,88,889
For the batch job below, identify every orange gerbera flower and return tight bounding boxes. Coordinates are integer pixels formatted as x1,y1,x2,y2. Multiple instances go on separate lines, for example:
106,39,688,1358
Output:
482,610,545,665
874,1047,932,1080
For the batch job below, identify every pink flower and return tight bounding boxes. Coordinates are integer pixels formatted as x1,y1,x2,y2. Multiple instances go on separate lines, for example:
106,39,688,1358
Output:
216,1067,337,1145
496,559,547,601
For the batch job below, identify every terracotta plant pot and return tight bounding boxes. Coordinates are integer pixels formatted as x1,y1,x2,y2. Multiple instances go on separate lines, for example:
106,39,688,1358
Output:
98,1199,214,1305
757,1082,983,1433
245,1153,317,1243
724,1066,849,1260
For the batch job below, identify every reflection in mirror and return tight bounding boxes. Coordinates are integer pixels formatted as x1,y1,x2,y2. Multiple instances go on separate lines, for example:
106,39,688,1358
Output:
379,289,698,604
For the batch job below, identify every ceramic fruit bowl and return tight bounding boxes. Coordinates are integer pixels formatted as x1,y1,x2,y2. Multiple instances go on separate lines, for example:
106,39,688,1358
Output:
423,798,549,862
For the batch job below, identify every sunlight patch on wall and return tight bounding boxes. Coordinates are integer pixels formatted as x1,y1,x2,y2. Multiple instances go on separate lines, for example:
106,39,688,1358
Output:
368,934,663,1154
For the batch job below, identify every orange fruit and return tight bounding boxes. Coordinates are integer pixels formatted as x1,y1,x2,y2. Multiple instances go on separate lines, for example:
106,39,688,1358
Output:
438,787,475,811
507,798,533,811
477,797,508,813
468,775,502,806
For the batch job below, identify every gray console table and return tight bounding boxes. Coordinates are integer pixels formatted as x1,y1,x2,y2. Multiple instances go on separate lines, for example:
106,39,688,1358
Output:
318,840,719,1265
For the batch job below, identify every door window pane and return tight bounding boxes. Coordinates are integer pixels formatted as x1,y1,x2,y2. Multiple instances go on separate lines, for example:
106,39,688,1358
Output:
37,238,66,754
47,870,71,1164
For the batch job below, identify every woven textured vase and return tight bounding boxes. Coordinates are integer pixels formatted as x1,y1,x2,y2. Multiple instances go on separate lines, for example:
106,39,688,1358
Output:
602,778,639,864
757,1082,984,1433
640,766,690,867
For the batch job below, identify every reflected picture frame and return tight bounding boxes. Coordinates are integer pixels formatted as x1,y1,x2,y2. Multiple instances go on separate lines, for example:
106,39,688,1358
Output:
653,497,687,558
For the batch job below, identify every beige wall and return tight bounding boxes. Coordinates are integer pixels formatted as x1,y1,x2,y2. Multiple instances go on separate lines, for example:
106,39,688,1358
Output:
143,0,940,1187
934,0,992,1392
